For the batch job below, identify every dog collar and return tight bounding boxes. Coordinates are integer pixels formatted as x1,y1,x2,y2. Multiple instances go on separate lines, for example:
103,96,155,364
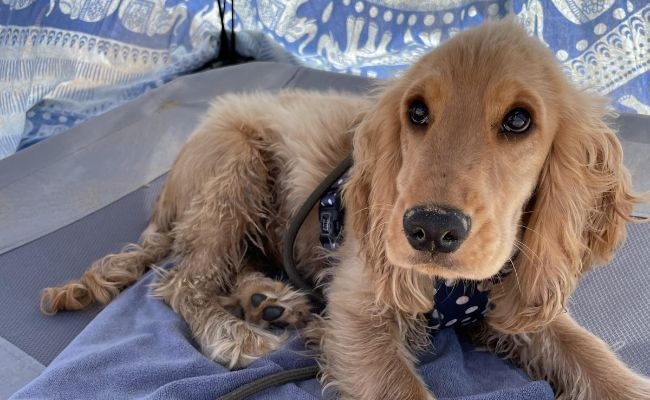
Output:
318,167,495,330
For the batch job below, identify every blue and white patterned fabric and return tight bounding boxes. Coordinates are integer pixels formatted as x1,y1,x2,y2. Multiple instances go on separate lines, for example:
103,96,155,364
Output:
0,0,648,160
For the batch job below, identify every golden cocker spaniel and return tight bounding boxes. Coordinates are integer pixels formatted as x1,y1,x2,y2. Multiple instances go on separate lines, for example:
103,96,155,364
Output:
41,19,650,399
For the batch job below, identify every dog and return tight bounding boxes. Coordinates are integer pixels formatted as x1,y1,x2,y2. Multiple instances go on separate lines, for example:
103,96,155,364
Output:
41,20,650,399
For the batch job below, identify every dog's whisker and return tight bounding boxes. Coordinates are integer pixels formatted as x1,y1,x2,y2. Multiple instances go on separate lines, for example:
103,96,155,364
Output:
507,256,522,296
516,224,550,243
513,238,543,265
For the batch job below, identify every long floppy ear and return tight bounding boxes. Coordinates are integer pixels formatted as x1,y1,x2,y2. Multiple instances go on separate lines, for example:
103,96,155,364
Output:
343,83,433,314
489,92,641,333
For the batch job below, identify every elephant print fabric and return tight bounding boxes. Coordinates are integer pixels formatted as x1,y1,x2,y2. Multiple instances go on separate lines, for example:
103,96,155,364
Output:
0,0,648,159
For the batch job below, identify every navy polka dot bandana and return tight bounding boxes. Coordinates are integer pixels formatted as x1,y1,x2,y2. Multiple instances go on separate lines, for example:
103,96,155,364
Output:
428,278,492,330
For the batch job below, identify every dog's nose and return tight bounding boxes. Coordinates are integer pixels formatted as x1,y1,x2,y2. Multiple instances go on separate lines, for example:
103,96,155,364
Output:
403,206,471,253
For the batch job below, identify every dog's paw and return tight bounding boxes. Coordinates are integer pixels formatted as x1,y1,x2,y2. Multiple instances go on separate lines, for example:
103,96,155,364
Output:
222,272,313,331
244,289,311,330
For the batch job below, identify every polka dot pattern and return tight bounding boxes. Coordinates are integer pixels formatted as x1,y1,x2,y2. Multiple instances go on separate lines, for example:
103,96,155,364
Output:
429,277,497,331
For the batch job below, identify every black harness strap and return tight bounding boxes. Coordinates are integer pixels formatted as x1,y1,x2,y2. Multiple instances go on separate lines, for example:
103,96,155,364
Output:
318,167,351,251
282,153,353,306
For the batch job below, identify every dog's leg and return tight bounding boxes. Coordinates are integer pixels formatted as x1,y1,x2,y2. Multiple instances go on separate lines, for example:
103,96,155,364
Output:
322,257,434,400
154,266,286,369
41,222,172,314
151,127,292,369
486,313,650,399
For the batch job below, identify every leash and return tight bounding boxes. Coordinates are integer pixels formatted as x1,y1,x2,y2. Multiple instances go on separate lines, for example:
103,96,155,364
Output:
215,365,320,400
213,155,351,400
281,153,353,308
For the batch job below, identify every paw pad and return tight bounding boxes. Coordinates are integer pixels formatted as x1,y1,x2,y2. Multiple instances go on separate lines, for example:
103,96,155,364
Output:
243,286,311,331
262,305,285,321
250,292,287,322
250,293,267,307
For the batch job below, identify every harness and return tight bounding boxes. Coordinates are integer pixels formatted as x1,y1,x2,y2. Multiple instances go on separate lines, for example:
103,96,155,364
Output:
318,169,350,251
283,155,493,329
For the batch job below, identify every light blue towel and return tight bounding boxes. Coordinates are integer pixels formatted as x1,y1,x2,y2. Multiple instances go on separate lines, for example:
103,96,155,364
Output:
11,269,553,399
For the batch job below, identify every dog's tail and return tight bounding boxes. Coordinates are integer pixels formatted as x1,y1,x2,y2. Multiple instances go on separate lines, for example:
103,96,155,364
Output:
40,222,172,314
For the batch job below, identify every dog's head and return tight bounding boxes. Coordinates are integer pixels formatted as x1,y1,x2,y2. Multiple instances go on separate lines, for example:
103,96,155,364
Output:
344,19,639,331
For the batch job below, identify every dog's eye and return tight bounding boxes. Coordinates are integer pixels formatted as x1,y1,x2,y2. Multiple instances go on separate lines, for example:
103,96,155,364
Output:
407,100,429,126
501,108,532,134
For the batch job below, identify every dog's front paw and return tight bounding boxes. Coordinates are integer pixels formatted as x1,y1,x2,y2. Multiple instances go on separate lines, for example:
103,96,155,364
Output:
221,272,313,331
244,291,312,330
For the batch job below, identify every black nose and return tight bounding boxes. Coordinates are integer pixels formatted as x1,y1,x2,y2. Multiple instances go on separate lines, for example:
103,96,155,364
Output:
403,206,471,253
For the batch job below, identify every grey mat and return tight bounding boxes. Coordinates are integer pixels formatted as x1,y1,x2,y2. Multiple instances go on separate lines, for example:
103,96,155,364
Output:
0,176,165,366
0,338,43,400
614,113,650,218
571,222,650,375
0,62,373,255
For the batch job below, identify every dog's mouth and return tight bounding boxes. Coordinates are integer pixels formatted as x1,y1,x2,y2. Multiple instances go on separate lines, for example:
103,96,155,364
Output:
389,245,507,281
407,252,453,269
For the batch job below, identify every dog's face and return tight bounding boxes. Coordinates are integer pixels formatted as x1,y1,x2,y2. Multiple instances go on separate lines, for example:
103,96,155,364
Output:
382,25,560,281
347,20,636,326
